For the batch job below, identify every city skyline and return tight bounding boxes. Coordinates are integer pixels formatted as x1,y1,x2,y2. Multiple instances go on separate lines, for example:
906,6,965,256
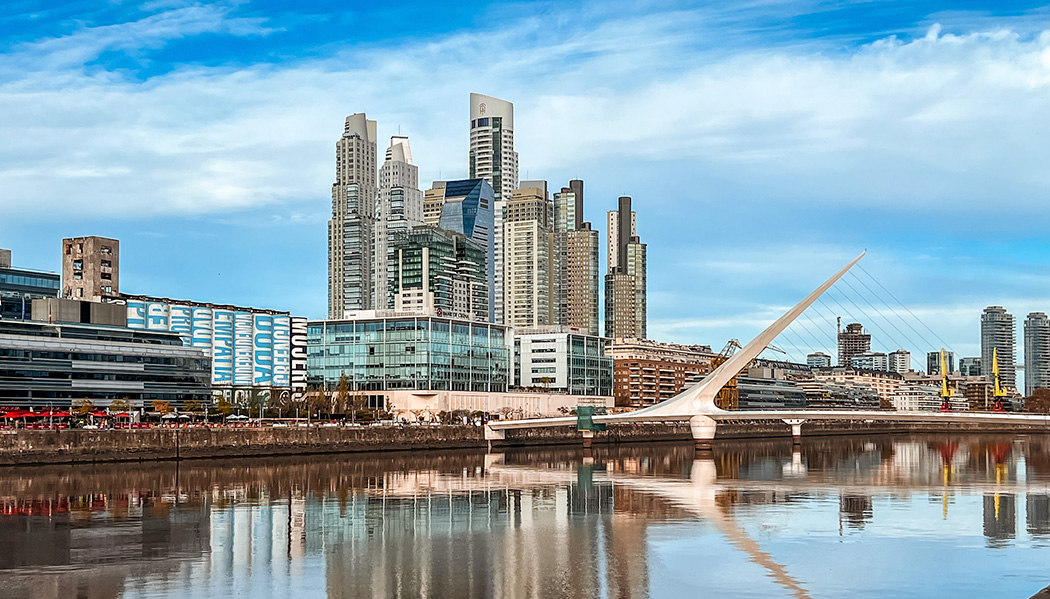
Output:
5,2,1050,364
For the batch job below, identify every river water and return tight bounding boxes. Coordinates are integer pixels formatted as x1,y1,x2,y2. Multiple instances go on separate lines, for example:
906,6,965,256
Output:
0,434,1048,598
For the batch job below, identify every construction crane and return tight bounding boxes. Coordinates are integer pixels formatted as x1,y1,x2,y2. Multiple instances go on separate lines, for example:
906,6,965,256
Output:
939,348,954,412
992,347,1006,412
711,340,742,410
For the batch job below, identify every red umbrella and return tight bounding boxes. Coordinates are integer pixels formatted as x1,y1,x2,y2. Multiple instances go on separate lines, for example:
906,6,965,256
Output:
90,411,110,417
112,412,132,418
51,411,72,418
2,411,26,419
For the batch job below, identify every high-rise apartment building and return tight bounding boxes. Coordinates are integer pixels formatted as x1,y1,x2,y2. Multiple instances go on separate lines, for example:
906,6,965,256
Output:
423,182,446,227
374,136,424,309
959,356,982,376
389,226,488,321
807,352,832,368
437,179,496,322
837,322,870,366
554,180,600,335
982,305,1017,391
1025,311,1050,396
329,113,378,318
604,196,646,339
888,349,911,374
469,93,518,324
504,182,554,328
61,236,119,302
927,350,955,375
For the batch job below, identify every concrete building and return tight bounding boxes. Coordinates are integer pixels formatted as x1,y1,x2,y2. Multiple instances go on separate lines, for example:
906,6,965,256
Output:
32,298,126,327
892,383,954,412
888,349,911,374
850,351,888,371
504,182,554,328
0,319,211,409
796,378,880,410
982,306,1017,391
837,322,870,366
806,352,832,368
1025,311,1050,396
374,136,424,310
61,236,119,302
609,338,716,407
0,249,59,321
552,180,600,335
513,327,613,396
469,93,519,326
123,295,307,404
927,350,955,375
388,226,488,322
960,356,982,376
423,182,446,227
437,179,496,322
329,113,378,317
605,196,646,339
307,313,510,393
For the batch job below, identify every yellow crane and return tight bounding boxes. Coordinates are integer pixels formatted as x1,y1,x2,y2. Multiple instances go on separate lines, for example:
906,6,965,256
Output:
992,347,1006,412
938,348,954,412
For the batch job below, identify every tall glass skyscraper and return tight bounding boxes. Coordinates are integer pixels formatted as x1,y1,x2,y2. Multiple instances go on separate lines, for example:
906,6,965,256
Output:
437,179,496,322
982,305,1016,391
1025,311,1050,396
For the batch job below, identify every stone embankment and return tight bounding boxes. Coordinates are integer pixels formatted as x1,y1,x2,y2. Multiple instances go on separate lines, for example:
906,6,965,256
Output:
0,419,1047,465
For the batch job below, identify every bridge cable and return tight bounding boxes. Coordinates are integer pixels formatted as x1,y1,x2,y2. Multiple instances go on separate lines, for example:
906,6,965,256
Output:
826,285,918,370
822,287,904,366
841,273,931,364
853,264,954,354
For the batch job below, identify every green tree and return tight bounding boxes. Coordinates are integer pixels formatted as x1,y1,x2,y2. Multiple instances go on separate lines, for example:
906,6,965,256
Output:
337,372,351,419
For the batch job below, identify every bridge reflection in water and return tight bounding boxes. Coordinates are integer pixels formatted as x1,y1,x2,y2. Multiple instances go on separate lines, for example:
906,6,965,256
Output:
1,436,1050,598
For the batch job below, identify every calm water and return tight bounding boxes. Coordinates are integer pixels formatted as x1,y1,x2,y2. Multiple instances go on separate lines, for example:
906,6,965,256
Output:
1,435,1049,598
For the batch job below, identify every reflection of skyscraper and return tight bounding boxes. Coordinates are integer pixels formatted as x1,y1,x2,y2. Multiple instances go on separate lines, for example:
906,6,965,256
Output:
1027,494,1050,536
983,494,1016,546
839,495,874,530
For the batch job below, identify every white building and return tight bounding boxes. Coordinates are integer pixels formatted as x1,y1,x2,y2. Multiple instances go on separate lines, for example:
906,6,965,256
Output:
469,93,518,325
806,352,832,368
850,351,888,371
812,368,903,406
514,327,613,397
888,349,911,374
892,383,964,411
504,183,553,328
374,136,424,310
329,113,378,317
982,306,1016,391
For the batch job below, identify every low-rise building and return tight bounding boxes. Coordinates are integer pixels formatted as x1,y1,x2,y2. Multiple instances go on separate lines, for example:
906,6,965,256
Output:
892,383,964,411
0,320,211,409
609,338,716,407
796,378,880,410
812,367,904,406
0,249,59,321
850,351,888,371
513,327,612,396
806,352,832,368
736,366,807,409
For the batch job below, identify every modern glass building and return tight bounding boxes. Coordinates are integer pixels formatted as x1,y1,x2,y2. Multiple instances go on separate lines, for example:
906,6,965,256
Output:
0,320,211,408
0,260,60,321
514,330,613,396
389,226,488,321
437,179,496,322
307,315,510,392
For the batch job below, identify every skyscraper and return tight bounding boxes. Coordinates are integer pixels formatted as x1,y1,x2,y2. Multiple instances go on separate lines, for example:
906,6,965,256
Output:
504,182,553,328
837,322,870,366
469,93,518,324
437,179,496,321
554,180,600,335
982,305,1016,391
1025,311,1050,396
927,350,955,375
604,196,646,339
329,113,377,318
374,136,423,309
389,226,488,321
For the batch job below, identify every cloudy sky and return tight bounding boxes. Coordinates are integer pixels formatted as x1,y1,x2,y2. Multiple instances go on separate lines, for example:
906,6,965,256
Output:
3,0,1050,371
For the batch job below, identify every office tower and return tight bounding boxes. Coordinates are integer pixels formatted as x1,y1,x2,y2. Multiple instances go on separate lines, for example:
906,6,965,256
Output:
807,352,832,368
888,349,911,374
423,182,446,227
1025,312,1050,396
469,93,518,324
503,182,553,328
982,305,1017,391
927,350,955,375
61,236,119,302
604,196,646,339
837,322,871,366
329,113,377,318
437,179,496,321
959,356,982,376
390,226,488,321
374,136,424,309
554,180,600,335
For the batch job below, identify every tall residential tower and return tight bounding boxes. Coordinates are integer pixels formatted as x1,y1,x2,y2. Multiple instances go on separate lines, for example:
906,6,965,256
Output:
982,305,1017,391
374,136,424,309
328,113,377,318
503,182,553,328
554,180,600,335
469,93,518,324
604,196,646,339
1025,311,1050,396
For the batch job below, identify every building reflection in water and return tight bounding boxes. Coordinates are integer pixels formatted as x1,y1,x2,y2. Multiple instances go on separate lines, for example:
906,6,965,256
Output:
0,435,1049,598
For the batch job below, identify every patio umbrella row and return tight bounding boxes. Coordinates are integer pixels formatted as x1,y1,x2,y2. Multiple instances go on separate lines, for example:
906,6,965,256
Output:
2,410,132,418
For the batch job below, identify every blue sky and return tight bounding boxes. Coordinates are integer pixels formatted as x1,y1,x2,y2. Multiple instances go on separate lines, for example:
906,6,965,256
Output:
3,1,1050,373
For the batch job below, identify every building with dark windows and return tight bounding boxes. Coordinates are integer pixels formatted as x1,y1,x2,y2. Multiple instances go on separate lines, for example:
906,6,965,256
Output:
61,236,119,302
389,226,488,322
0,320,211,408
0,249,59,321
436,178,496,322
513,328,613,396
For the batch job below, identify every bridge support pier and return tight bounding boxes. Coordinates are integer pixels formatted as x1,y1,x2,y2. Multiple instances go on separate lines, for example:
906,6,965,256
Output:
783,419,806,445
484,425,505,451
581,429,595,449
690,415,718,452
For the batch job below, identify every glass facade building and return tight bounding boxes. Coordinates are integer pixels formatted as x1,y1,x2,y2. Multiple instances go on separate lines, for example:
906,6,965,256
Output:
0,320,211,408
0,266,60,321
307,316,510,392
390,226,488,321
437,179,496,322
514,331,613,396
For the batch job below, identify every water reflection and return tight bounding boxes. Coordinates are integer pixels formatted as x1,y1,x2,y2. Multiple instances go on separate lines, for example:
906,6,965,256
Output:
0,435,1049,598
